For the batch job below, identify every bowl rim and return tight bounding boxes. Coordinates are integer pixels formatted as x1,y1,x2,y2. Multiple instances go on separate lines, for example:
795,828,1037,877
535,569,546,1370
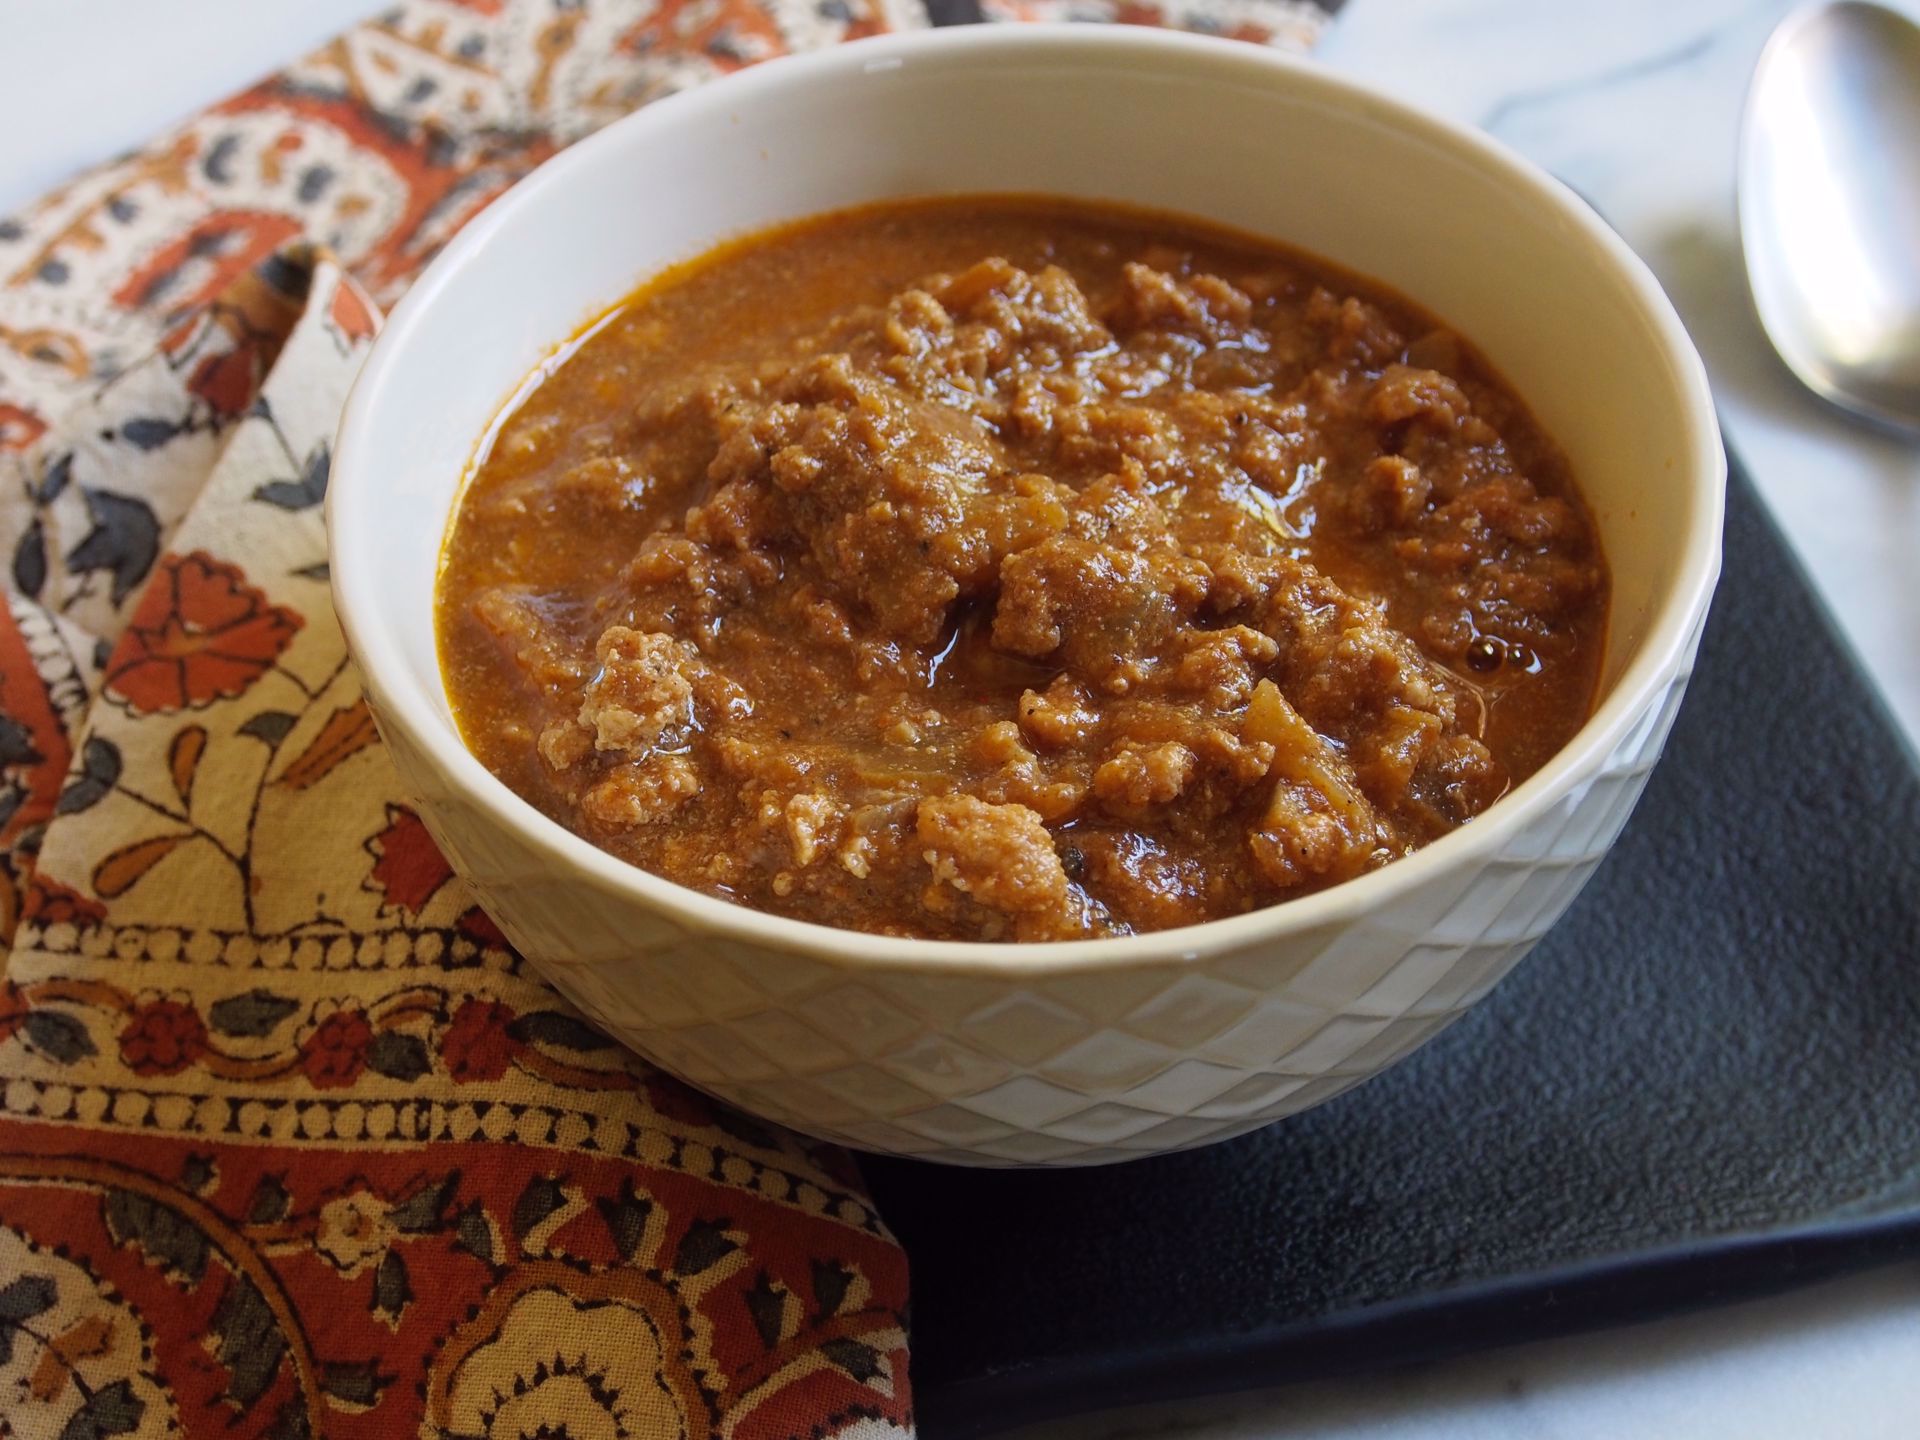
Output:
329,21,1726,977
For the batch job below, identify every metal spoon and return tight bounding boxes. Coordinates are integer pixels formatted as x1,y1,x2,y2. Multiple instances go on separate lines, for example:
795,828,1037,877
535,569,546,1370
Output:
1739,0,1920,434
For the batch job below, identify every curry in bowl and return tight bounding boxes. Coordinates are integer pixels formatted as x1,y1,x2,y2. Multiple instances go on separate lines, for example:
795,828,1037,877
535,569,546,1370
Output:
437,197,1607,942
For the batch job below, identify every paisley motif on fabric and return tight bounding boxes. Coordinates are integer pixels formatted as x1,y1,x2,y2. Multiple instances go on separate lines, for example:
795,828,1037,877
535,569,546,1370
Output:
0,1,1327,1433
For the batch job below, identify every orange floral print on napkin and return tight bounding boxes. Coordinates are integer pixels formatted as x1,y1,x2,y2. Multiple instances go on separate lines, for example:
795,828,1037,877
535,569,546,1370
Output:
0,1,1326,1435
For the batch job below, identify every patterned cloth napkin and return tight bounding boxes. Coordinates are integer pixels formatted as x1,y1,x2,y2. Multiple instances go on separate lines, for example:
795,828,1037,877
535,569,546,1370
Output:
0,2,1325,1436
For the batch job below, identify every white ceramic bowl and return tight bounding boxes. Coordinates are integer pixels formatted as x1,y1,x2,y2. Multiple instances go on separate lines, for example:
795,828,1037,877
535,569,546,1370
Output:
330,25,1724,1166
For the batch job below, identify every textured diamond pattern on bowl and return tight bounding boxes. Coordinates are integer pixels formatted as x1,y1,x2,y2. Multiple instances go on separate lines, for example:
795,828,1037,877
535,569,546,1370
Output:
374,622,1706,1165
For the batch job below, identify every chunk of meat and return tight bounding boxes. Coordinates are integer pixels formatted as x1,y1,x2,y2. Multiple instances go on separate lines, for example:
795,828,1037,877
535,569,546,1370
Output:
1078,832,1212,934
1306,287,1405,367
1111,262,1254,339
916,794,1075,938
1351,455,1432,530
784,792,846,868
909,259,1115,393
1242,680,1387,889
696,355,1001,642
581,627,698,756
581,754,702,829
1017,676,1098,750
991,474,1211,692
1171,625,1280,710
970,720,1085,822
621,533,754,642
1217,552,1508,826
993,535,1206,691
1369,364,1472,429
1092,741,1197,815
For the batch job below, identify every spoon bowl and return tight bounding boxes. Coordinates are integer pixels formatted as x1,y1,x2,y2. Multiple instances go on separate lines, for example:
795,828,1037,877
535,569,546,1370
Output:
1740,0,1920,433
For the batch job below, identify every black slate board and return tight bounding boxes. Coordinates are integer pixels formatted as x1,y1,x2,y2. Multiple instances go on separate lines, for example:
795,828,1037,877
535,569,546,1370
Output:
861,453,1920,1436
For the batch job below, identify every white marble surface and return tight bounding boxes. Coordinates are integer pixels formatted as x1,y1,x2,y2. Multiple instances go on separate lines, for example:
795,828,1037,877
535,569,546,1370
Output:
3,2,1917,1436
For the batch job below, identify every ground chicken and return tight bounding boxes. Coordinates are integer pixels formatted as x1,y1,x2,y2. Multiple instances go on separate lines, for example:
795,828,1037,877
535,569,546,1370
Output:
439,203,1606,940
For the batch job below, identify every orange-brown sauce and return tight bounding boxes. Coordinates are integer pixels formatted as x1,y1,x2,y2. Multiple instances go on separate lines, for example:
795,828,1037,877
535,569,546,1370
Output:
438,198,1608,940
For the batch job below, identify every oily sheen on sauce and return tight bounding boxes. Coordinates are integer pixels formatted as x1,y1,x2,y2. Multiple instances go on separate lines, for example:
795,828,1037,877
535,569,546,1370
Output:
436,198,1608,942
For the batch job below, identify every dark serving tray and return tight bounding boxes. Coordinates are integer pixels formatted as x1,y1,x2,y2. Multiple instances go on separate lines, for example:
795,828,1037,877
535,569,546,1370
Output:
861,451,1920,1436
